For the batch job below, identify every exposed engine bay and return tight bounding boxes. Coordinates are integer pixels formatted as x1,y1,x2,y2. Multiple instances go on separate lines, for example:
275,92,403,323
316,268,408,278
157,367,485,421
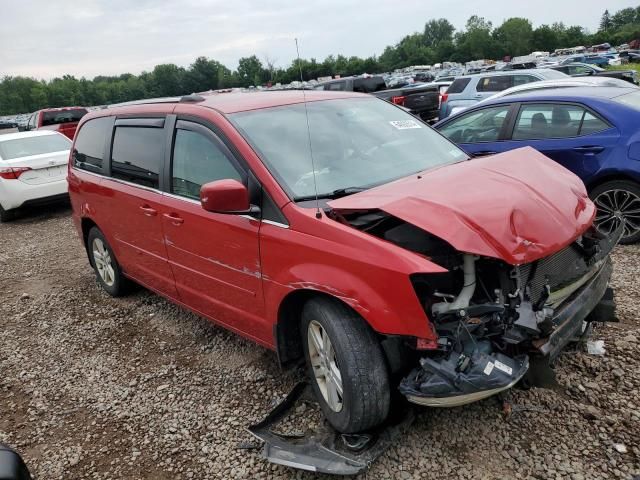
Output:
333,209,622,407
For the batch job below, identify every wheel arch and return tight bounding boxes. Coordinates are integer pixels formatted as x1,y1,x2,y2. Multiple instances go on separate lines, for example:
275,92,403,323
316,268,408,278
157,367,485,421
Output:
80,217,99,264
585,172,640,192
275,289,362,366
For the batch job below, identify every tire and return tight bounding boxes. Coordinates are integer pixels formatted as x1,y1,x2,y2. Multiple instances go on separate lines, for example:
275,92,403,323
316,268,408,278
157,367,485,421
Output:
0,205,17,223
87,227,131,296
589,180,640,244
301,297,390,433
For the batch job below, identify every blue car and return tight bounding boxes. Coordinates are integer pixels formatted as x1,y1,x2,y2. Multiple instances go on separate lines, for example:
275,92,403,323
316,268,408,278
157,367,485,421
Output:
434,86,640,243
561,55,610,67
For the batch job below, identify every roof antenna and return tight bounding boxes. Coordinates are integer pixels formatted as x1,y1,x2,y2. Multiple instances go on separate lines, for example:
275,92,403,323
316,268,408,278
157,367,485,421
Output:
295,38,322,220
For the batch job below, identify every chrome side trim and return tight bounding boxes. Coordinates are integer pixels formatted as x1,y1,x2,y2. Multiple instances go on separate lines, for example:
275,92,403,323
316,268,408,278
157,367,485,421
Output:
70,167,104,179
162,192,201,205
262,219,289,229
104,176,161,194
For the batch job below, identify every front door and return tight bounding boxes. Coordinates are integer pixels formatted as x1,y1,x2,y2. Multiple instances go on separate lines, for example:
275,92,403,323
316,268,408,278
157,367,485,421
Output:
160,120,264,339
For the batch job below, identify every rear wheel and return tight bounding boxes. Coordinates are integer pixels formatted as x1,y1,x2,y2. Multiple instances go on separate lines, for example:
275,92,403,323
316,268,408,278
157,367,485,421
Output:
590,180,640,244
0,206,17,223
301,297,390,433
87,227,131,296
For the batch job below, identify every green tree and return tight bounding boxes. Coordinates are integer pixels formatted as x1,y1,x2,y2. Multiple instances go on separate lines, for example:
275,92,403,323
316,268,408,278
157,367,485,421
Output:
493,18,534,58
237,55,266,87
149,64,186,97
600,10,612,31
454,16,497,62
423,19,455,48
532,25,560,52
611,7,639,29
563,26,587,46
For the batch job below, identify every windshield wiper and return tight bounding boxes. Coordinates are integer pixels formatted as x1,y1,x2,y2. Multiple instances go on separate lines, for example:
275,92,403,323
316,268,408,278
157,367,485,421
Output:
294,186,368,202
330,187,368,198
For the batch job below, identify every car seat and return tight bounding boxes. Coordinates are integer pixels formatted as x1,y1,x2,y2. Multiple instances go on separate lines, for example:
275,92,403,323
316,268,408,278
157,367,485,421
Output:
531,112,548,137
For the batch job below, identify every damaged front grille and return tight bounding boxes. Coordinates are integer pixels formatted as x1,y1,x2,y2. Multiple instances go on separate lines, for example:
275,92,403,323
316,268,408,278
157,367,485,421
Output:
520,243,589,306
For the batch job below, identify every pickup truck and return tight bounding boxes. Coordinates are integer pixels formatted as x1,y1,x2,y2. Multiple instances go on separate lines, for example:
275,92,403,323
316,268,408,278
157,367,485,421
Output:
316,76,441,121
20,107,88,139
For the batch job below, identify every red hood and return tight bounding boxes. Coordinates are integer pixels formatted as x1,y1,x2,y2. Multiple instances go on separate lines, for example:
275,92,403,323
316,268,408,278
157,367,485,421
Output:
329,147,595,265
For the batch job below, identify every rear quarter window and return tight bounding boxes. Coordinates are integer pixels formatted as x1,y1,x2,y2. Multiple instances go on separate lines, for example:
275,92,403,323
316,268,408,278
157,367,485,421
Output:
42,109,88,126
476,76,513,92
446,78,471,94
73,117,113,174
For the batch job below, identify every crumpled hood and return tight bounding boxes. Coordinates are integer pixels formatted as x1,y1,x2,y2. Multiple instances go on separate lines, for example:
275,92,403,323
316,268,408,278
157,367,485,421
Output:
328,147,595,265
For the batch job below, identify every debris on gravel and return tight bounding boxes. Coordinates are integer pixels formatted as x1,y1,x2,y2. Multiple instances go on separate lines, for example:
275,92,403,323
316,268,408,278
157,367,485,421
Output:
1,207,639,479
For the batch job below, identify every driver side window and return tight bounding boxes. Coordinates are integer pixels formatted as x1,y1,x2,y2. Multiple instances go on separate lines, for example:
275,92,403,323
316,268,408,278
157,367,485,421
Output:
439,105,511,144
171,128,243,200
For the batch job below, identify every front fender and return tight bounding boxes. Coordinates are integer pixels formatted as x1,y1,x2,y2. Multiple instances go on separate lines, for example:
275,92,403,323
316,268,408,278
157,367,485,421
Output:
260,220,441,341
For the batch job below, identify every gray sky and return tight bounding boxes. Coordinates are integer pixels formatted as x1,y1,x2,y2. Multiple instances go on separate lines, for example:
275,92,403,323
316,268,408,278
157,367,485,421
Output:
1,0,638,79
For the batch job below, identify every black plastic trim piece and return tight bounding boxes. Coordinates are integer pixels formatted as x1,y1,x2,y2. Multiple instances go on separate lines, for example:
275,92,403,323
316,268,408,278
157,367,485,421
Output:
114,117,165,128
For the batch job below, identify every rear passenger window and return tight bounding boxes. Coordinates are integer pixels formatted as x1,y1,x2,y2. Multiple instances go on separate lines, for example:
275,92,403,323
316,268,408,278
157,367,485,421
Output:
512,104,586,140
476,76,513,92
446,78,471,94
73,117,112,173
172,129,242,200
111,127,164,188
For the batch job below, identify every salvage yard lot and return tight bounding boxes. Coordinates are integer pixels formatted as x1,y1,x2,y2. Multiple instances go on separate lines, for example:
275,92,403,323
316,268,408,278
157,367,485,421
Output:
0,207,639,479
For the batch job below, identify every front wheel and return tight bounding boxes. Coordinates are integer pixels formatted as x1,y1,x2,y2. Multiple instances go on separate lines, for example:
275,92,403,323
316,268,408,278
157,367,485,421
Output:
301,297,390,433
590,180,640,244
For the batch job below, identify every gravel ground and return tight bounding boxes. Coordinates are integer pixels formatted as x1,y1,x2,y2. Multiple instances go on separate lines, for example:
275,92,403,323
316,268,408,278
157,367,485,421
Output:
0,206,638,479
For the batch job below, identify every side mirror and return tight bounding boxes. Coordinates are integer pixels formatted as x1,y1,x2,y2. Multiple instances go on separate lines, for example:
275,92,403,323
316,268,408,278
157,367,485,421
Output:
0,444,32,480
200,179,260,215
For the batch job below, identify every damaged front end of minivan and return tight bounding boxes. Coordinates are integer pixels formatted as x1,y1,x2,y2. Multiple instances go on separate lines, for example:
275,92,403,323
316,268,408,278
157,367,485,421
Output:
331,207,621,407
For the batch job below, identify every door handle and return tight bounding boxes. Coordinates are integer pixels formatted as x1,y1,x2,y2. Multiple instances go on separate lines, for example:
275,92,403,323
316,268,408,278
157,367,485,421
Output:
139,205,157,216
163,213,184,225
573,145,605,154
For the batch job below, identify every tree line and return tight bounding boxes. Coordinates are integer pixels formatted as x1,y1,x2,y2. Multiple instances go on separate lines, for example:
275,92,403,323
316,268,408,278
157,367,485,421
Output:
1,6,639,115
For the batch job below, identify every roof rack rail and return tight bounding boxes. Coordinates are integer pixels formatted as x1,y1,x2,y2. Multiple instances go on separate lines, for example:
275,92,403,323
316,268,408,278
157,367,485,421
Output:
107,93,206,109
107,97,181,108
180,94,206,103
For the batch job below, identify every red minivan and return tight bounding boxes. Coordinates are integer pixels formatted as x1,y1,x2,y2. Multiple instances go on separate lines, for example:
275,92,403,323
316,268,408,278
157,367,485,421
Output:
68,91,619,434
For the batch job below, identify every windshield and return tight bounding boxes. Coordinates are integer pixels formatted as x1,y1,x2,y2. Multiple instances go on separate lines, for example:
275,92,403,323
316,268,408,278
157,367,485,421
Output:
42,109,88,126
0,134,71,160
230,97,468,200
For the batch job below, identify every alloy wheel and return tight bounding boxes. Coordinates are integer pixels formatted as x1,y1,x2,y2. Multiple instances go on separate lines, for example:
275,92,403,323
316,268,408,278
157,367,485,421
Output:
593,188,640,241
92,238,115,287
307,320,343,412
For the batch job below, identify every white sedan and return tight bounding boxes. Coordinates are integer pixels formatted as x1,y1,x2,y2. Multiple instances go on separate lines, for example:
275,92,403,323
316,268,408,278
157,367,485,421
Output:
0,130,72,222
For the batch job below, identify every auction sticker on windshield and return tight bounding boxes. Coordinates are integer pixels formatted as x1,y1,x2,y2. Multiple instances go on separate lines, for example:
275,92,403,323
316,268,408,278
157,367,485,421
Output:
389,120,422,129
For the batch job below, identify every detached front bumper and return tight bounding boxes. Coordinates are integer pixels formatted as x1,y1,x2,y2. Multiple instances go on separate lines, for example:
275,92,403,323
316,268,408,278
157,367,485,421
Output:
537,258,613,360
